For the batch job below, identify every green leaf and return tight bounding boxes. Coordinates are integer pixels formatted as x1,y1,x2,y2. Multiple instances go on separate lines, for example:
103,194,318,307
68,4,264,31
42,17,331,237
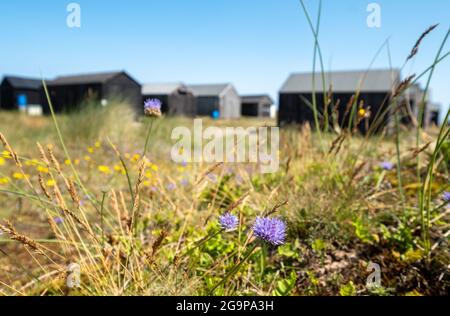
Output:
339,281,356,296
273,271,297,296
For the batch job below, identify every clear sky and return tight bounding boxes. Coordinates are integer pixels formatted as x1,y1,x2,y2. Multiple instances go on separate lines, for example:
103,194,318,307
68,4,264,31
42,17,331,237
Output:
1,0,449,120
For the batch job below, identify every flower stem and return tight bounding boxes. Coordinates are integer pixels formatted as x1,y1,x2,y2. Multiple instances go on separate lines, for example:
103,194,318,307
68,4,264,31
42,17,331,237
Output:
143,118,154,158
209,243,258,295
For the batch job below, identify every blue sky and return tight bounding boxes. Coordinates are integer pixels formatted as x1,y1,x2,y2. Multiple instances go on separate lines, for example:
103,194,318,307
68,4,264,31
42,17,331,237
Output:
0,0,449,119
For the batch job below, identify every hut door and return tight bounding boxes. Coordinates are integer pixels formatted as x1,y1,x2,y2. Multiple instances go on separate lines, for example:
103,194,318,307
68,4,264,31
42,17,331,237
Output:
17,94,27,110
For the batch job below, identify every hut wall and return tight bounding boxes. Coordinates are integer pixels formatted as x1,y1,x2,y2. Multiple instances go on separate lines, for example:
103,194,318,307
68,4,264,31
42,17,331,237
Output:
104,74,141,112
258,98,272,117
220,87,241,119
429,111,439,126
241,102,259,116
279,92,391,134
197,96,219,116
42,84,102,113
0,83,41,110
168,91,196,117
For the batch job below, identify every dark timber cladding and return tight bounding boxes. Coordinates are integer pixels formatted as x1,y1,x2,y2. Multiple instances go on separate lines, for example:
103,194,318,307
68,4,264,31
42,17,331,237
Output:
0,76,42,110
142,83,196,117
41,71,141,114
278,69,401,133
241,95,273,117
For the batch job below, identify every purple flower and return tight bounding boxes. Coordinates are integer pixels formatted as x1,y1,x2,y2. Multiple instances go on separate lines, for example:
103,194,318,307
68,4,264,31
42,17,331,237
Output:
379,161,394,171
219,213,239,231
235,174,243,185
225,167,234,175
54,217,64,225
253,217,286,246
166,183,176,191
180,178,189,186
441,191,450,204
207,173,217,183
144,98,162,117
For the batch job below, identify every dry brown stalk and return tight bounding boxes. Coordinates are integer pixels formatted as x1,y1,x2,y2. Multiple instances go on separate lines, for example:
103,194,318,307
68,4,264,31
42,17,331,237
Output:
0,133,21,166
38,173,52,199
195,162,223,186
0,221,45,255
407,24,439,61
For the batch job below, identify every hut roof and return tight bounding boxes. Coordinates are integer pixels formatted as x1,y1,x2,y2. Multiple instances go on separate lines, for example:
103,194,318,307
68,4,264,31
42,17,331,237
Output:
48,71,136,86
2,76,42,90
280,69,401,94
142,82,186,95
241,95,274,104
187,83,231,97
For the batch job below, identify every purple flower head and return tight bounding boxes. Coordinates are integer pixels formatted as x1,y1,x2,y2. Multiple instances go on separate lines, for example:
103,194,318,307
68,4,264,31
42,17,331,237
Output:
379,161,394,171
235,174,243,185
144,98,162,117
54,216,64,225
166,183,176,191
207,173,217,183
219,213,239,231
253,217,286,246
180,178,189,186
441,191,450,204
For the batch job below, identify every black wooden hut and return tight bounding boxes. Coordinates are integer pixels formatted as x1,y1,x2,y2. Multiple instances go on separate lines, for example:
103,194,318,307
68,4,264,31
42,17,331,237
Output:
278,69,401,133
142,83,196,117
42,71,141,113
241,95,273,117
0,76,42,110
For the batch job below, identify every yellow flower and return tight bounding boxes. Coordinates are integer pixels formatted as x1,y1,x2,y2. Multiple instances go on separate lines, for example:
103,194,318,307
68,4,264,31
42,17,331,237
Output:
13,172,28,180
74,159,80,165
132,154,140,162
114,165,125,174
87,147,94,154
177,166,185,172
95,141,101,148
46,179,56,187
25,159,41,167
145,170,152,179
98,165,111,174
358,108,366,118
151,164,158,172
84,155,91,162
143,180,150,187
2,151,11,159
0,177,10,185
65,159,72,166
0,157,5,166
37,165,49,173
